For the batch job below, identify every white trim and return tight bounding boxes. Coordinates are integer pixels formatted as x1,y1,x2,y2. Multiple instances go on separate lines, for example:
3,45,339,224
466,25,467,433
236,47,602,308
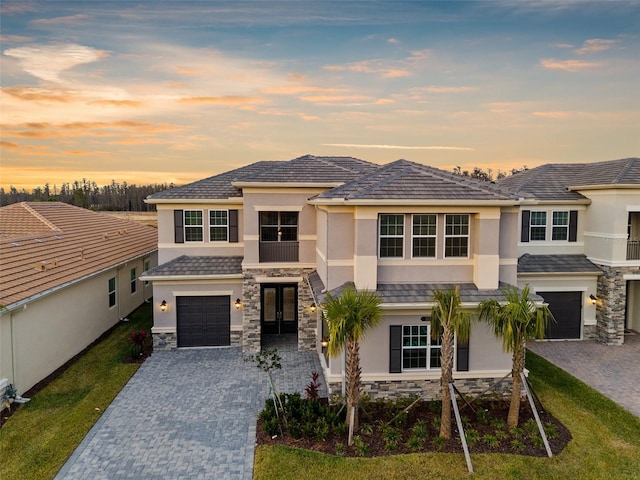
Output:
444,213,470,259
626,205,640,212
183,209,205,243
378,213,405,259
530,286,587,293
316,247,326,262
499,258,518,266
142,274,243,281
208,208,229,243
254,276,303,283
254,205,303,212
328,259,354,267
243,262,316,269
158,242,244,249
623,273,640,280
584,231,628,239
410,213,437,259
299,235,317,241
324,370,512,383
587,258,640,267
378,258,474,266
173,290,234,296
151,326,176,334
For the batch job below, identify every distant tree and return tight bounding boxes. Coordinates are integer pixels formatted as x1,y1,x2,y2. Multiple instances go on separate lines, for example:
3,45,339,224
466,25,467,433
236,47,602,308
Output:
453,165,528,182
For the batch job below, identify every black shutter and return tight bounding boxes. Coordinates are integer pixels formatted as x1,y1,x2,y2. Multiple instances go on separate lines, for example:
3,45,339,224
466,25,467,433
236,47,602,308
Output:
174,210,184,243
521,210,530,242
389,325,402,373
568,210,578,242
229,209,238,243
456,339,469,372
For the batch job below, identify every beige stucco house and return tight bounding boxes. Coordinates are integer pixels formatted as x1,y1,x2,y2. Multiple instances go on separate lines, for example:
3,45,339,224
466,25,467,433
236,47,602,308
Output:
0,202,158,396
498,158,640,345
143,155,541,398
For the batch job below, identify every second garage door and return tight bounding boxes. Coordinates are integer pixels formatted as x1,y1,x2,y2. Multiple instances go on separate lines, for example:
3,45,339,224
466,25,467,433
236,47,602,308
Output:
538,291,582,340
177,296,230,347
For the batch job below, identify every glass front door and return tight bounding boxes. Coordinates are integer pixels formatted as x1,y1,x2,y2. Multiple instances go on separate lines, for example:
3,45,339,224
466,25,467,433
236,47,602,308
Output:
261,284,298,335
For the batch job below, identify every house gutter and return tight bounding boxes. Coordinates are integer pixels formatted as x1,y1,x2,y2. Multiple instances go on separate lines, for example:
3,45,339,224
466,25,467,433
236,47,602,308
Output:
145,198,242,205
140,274,243,281
308,198,519,207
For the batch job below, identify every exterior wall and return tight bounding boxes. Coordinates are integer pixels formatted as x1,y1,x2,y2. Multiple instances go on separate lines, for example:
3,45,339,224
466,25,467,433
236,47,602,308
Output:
0,257,151,395
517,205,586,257
241,267,317,354
627,280,640,331
150,279,243,350
317,207,356,291
498,208,519,285
155,204,245,264
596,265,640,344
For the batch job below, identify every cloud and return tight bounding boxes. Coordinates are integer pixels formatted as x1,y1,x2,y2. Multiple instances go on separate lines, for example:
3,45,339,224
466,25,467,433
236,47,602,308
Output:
3,43,109,82
0,141,19,149
87,99,144,107
324,60,411,78
387,38,400,44
299,94,372,104
323,143,474,151
418,86,478,94
262,85,343,95
31,14,92,26
178,96,265,105
0,34,34,42
540,58,602,72
532,111,571,119
575,39,619,55
3,86,78,102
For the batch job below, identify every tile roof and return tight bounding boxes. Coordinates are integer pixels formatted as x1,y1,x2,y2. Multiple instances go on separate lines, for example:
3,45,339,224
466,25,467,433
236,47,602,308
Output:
517,254,603,274
146,155,379,201
497,158,640,200
313,159,516,201
141,255,243,277
0,202,158,308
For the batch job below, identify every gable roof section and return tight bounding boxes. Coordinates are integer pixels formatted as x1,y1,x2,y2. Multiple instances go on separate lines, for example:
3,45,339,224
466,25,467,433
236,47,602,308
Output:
0,202,158,309
141,255,243,279
312,159,516,203
497,158,640,201
518,254,602,275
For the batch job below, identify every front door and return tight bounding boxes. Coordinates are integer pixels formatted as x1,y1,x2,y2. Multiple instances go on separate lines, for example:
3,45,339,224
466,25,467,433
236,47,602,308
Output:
261,284,297,335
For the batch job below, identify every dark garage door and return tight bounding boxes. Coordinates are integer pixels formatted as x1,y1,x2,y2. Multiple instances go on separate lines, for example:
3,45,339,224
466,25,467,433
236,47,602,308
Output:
177,296,230,347
538,291,582,339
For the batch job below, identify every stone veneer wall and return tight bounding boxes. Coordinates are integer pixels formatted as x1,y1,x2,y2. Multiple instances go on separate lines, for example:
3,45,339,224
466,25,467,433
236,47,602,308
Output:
242,267,317,354
153,332,177,350
583,324,597,340
596,265,639,345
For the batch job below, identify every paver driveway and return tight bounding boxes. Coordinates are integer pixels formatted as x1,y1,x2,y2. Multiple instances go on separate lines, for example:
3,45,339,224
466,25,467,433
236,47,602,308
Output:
528,332,640,418
55,337,326,480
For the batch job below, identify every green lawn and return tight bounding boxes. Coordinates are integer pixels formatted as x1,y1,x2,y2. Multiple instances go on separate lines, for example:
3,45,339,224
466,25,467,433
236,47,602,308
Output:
0,303,152,480
254,352,640,480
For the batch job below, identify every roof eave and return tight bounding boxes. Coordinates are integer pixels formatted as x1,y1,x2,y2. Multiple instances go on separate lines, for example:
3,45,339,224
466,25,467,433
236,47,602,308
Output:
145,197,242,204
231,181,343,188
140,273,243,281
569,184,640,191
309,198,518,206
518,270,602,276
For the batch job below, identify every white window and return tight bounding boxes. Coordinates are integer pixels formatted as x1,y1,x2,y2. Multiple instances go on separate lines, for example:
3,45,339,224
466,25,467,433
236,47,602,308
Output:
444,214,469,257
209,210,229,242
130,268,137,294
412,214,437,258
552,211,569,241
402,325,441,370
379,214,404,258
530,211,547,241
108,277,116,308
143,260,150,286
184,210,203,242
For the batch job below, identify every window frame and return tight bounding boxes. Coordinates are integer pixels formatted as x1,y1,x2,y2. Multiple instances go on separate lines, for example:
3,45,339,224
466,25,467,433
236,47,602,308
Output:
108,277,116,308
411,214,437,258
259,211,299,242
529,211,547,241
379,214,405,258
401,324,442,371
143,259,150,286
130,268,137,295
184,209,204,242
209,209,229,242
444,214,470,258
551,210,570,241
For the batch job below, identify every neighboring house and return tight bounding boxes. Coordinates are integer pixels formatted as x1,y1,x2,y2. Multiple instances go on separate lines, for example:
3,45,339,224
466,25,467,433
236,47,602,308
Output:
143,155,536,398
0,202,158,396
497,158,640,345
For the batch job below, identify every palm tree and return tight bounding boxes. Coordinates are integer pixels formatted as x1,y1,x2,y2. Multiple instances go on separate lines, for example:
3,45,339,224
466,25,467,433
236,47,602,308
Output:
431,287,471,440
324,286,382,432
478,284,552,427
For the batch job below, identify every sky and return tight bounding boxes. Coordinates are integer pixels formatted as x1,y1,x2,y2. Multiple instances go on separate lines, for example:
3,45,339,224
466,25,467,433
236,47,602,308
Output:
1,1,639,192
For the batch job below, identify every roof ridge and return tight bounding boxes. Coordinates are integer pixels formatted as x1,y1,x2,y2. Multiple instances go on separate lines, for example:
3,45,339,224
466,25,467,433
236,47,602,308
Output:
21,202,62,233
612,157,636,184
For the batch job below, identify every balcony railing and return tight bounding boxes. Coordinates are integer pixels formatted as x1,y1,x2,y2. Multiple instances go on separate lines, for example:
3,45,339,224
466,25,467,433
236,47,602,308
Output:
628,240,640,260
259,241,299,263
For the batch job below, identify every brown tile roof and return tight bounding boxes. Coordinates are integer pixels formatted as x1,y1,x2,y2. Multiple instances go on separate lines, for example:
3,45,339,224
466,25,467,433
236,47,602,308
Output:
0,202,158,308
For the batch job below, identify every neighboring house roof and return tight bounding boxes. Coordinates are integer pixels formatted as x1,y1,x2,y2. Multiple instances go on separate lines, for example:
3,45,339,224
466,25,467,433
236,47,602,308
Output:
517,254,603,275
141,255,243,279
146,155,379,201
0,202,158,309
497,157,640,201
312,159,516,202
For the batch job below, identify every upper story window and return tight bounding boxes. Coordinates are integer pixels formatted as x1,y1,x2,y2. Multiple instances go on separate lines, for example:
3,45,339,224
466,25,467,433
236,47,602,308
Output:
552,211,569,241
530,211,547,241
412,214,437,258
108,277,116,308
402,325,441,370
209,210,228,242
184,210,204,242
260,212,298,242
444,214,469,257
521,209,578,243
379,214,404,258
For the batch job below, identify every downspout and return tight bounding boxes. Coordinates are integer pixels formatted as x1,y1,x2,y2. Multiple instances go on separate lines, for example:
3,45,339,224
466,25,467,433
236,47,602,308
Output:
10,306,26,392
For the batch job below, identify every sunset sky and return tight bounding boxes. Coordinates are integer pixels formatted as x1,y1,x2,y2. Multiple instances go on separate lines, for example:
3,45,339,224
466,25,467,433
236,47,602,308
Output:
1,1,639,192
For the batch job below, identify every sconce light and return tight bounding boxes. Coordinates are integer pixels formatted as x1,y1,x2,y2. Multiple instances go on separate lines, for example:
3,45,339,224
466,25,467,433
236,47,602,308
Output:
160,300,168,312
320,338,329,348
310,303,317,313
589,294,598,305
234,298,242,310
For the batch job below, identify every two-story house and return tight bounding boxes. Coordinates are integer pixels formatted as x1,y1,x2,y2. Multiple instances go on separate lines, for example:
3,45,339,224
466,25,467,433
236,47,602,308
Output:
143,155,534,398
497,158,640,345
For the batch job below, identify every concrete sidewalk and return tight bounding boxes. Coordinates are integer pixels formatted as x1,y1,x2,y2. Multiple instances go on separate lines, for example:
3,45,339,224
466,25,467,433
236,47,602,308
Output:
527,332,640,418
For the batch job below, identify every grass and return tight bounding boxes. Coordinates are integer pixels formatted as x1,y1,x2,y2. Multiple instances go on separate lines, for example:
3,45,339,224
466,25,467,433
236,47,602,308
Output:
0,303,152,480
254,351,640,480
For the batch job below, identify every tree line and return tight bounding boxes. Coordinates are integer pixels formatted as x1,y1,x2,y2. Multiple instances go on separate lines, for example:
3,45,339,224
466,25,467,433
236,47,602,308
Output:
0,179,175,211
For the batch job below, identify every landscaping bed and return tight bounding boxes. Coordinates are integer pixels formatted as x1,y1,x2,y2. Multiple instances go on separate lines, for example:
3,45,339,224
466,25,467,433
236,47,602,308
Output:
256,393,571,458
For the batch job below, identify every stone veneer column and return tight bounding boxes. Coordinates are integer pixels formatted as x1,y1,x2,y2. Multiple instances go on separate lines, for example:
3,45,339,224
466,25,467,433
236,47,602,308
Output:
596,265,637,345
242,267,317,354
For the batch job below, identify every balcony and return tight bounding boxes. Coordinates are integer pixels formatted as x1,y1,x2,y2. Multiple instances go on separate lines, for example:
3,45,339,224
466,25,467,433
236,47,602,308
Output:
259,241,299,262
628,240,640,260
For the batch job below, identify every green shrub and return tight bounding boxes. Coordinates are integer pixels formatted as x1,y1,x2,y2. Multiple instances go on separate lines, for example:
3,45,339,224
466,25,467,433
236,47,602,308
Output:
334,441,345,456
264,417,281,437
482,433,500,448
544,421,559,440
360,423,373,436
406,435,424,451
353,435,370,456
411,419,428,440
476,408,492,425
464,428,480,448
523,418,539,437
432,435,447,450
511,439,525,450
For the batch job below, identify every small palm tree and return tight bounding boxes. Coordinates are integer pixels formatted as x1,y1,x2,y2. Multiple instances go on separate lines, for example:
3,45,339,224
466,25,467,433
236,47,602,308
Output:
324,286,382,432
478,284,552,427
431,287,471,440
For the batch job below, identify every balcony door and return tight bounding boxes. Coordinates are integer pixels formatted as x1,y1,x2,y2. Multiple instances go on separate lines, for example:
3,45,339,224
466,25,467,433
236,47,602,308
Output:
261,284,298,335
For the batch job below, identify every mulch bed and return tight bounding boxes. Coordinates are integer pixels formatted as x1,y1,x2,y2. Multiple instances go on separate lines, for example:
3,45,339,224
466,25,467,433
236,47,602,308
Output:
256,399,571,457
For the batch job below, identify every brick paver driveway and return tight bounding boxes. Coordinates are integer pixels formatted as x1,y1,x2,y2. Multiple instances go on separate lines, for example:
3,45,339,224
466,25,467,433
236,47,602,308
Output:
55,336,326,480
527,332,640,418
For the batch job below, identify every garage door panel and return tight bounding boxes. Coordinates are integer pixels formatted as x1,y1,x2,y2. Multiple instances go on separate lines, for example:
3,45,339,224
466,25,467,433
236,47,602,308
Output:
177,296,230,347
538,291,581,340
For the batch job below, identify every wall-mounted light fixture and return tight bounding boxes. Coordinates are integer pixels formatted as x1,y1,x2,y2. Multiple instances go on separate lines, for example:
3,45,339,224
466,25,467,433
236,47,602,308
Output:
234,298,242,310
160,300,168,312
310,303,317,313
589,294,598,305
320,338,329,349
